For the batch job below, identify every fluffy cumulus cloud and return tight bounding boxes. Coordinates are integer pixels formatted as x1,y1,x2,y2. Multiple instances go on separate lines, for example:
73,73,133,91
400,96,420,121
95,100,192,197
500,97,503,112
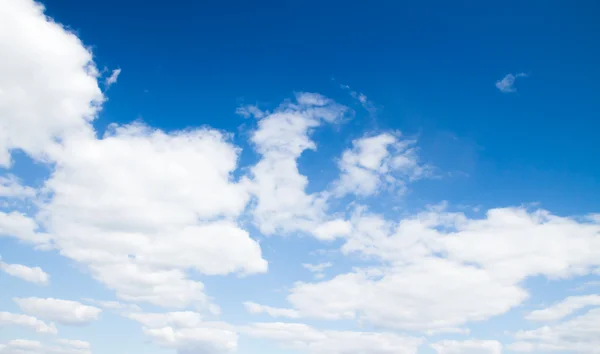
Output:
0,258,49,285
0,0,103,167
285,257,526,330
38,122,266,310
251,207,600,333
243,93,350,238
0,312,57,334
431,340,502,354
0,0,266,313
14,298,101,326
243,322,423,354
312,219,353,241
332,132,430,197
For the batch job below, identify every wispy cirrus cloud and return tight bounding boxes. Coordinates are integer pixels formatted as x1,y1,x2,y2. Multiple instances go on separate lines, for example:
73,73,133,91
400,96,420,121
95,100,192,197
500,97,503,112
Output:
496,72,528,93
104,68,121,88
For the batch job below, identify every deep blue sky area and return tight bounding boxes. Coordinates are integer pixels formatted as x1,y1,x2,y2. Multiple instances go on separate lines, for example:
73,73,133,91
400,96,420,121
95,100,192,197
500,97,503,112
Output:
41,0,600,214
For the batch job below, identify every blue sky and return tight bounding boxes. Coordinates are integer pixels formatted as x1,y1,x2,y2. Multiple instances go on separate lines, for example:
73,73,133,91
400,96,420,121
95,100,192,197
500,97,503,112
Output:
1,0,599,354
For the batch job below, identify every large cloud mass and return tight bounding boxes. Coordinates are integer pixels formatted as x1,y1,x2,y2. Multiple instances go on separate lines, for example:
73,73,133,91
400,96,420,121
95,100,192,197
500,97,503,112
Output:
0,0,103,167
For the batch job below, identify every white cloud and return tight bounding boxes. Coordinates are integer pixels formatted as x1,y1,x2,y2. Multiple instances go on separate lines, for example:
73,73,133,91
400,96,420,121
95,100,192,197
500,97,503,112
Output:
36,122,266,310
511,308,600,353
88,263,213,310
0,339,91,354
1,2,598,352
1,0,267,314
287,257,526,330
295,92,332,106
339,206,600,283
260,206,600,332
572,280,600,291
243,302,300,319
54,340,90,351
0,258,49,285
0,340,43,354
312,219,352,241
236,104,265,119
302,262,332,279
425,327,471,336
340,84,376,114
0,312,57,334
357,93,368,104
143,326,237,354
245,92,349,237
526,294,600,322
104,68,120,88
0,0,103,167
14,298,101,326
302,262,332,273
0,211,52,248
0,175,36,198
81,299,141,313
431,340,503,354
126,311,204,328
45,123,250,228
242,322,423,354
332,133,430,197
495,73,527,93
440,208,600,282
127,311,237,354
